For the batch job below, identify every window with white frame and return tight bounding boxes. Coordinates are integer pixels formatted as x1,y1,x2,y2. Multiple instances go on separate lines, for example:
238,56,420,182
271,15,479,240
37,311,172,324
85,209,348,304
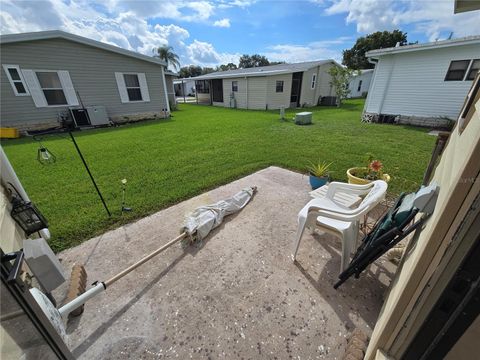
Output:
115,72,150,103
311,74,316,89
18,69,78,108
276,80,284,93
232,81,238,92
466,59,480,81
124,74,142,101
357,80,363,92
36,72,68,105
3,65,29,96
444,60,470,81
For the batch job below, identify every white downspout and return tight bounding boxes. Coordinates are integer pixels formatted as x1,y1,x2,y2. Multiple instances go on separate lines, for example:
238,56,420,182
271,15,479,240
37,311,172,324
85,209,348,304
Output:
374,56,395,116
160,66,171,116
363,58,379,114
245,76,248,109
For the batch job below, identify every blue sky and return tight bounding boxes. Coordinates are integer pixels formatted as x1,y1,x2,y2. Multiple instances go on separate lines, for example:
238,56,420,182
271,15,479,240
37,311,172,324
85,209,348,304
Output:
1,0,479,69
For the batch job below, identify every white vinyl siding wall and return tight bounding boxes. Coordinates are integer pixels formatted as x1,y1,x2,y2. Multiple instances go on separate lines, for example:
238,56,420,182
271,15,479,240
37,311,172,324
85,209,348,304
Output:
300,66,319,106
348,71,373,98
247,77,267,109
1,38,168,129
223,78,247,108
365,44,480,119
266,74,292,109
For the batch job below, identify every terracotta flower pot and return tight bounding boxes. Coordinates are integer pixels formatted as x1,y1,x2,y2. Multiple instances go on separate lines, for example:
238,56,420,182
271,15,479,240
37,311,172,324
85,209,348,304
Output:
347,167,390,185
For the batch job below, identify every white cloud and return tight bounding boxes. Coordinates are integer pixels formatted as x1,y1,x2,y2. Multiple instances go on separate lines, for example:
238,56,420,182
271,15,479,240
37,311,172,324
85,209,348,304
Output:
263,37,352,63
324,0,480,40
104,1,215,23
213,18,231,27
187,40,240,66
217,0,257,9
0,0,239,68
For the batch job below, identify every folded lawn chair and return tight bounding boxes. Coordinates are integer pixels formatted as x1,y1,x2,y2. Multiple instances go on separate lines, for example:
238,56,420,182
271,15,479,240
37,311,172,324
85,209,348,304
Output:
334,183,439,289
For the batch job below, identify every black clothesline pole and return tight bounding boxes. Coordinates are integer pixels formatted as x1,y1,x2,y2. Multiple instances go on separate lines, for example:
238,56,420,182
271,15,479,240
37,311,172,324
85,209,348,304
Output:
69,131,111,217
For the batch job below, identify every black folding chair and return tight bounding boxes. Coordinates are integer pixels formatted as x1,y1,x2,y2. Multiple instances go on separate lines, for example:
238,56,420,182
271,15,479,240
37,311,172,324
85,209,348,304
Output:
334,184,439,289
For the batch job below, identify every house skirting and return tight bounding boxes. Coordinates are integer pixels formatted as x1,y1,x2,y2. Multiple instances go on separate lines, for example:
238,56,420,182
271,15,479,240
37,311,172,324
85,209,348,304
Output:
7,111,170,134
110,111,170,124
362,112,453,128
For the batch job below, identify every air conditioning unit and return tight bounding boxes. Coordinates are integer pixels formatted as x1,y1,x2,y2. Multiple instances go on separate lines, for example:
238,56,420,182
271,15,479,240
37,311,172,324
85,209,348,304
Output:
70,107,91,127
86,106,109,126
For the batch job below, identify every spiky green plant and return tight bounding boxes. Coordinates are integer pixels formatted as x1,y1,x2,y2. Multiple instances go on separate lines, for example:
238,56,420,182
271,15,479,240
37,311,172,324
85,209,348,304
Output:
306,161,333,177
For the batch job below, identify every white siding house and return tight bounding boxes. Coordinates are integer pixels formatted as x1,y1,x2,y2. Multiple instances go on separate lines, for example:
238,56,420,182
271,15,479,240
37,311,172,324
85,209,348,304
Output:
190,60,340,110
363,36,480,127
0,30,170,131
348,69,373,98
174,78,196,96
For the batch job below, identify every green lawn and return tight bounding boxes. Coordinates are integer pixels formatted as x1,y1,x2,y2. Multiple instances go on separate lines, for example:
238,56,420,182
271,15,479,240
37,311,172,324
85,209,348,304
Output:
2,99,434,252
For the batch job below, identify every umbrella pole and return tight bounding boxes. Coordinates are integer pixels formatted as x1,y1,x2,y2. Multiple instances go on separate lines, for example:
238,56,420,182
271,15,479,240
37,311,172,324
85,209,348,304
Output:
58,232,187,318
105,232,187,287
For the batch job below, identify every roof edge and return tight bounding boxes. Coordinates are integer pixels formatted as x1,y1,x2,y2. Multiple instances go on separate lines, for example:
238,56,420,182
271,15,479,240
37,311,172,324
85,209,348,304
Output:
189,59,340,81
0,30,167,67
366,35,480,58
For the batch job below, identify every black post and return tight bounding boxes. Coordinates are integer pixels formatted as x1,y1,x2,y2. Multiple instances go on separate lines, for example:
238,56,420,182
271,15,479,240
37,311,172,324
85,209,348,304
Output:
69,132,111,217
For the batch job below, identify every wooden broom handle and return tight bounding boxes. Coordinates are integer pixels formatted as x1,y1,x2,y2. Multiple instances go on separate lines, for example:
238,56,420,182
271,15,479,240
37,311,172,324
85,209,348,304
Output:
105,232,186,287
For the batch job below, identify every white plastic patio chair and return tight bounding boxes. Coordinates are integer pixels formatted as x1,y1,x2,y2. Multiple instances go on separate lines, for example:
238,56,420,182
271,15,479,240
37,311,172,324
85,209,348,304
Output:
292,180,388,273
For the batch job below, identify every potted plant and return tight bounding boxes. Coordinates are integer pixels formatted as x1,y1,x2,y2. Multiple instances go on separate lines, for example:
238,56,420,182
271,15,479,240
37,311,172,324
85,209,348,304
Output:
347,154,391,185
306,161,332,189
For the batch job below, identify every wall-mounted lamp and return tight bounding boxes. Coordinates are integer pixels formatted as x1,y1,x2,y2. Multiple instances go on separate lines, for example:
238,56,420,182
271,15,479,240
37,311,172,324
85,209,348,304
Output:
10,190,48,236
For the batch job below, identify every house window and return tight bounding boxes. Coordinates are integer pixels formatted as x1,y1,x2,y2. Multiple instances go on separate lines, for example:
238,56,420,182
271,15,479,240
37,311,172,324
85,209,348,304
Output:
123,74,143,101
276,80,284,93
357,80,363,92
444,60,470,81
3,65,29,96
115,72,150,103
311,74,316,89
196,80,210,94
36,72,68,105
466,59,480,80
232,81,238,92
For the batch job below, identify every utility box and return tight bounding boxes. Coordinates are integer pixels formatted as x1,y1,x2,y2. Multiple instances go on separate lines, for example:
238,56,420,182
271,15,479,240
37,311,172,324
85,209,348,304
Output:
86,106,109,126
23,238,66,292
295,112,313,125
70,107,91,127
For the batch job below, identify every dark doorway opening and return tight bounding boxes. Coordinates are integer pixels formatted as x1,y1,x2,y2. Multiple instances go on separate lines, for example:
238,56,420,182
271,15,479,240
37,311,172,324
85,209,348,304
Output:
290,72,303,108
211,79,224,103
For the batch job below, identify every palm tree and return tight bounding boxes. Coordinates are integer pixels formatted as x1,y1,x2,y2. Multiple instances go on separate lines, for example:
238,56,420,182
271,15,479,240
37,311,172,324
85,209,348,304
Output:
154,45,180,70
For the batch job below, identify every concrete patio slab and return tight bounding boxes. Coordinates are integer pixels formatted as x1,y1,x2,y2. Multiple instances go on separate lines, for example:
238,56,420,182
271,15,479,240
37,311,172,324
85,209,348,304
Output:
55,166,395,360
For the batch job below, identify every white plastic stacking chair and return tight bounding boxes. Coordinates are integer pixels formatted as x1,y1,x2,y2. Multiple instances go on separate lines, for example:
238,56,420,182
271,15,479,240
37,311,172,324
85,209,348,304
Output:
292,180,388,273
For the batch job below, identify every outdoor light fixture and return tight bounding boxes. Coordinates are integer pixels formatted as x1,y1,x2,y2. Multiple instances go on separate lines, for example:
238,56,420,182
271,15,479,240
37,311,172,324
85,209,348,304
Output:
37,145,56,165
10,192,48,236
121,178,132,213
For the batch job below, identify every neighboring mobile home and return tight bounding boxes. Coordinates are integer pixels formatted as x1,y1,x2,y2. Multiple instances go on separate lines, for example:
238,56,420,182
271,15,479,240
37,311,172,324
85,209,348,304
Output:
0,30,171,132
164,70,177,107
174,78,196,97
347,69,373,98
363,35,480,127
190,60,340,110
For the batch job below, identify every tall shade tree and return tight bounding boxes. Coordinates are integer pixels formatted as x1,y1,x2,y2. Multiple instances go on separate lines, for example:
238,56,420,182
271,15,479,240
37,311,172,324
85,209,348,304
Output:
154,45,181,70
238,54,270,68
342,30,408,69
